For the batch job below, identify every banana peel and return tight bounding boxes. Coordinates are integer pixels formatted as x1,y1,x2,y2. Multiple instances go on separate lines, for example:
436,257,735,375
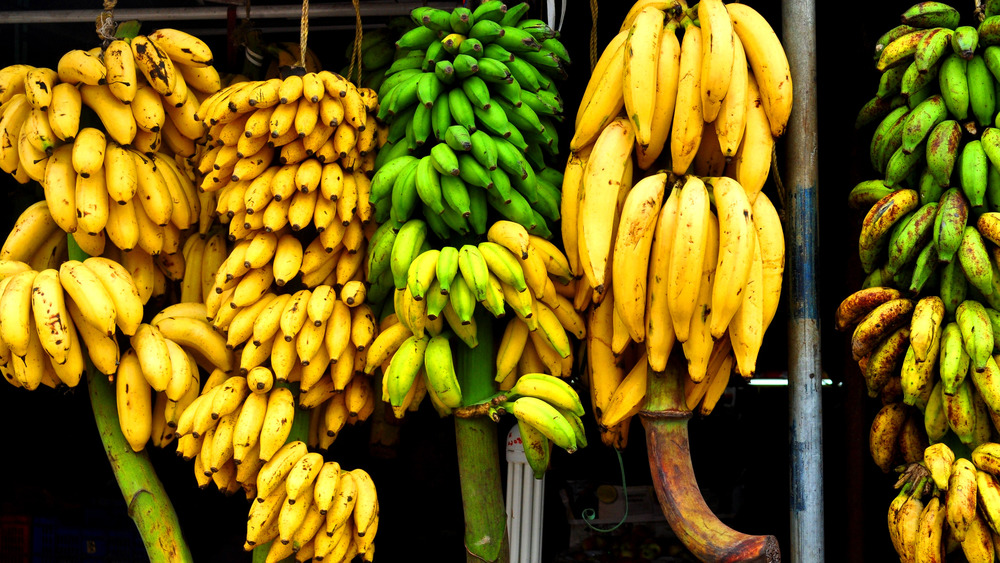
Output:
641,352,781,562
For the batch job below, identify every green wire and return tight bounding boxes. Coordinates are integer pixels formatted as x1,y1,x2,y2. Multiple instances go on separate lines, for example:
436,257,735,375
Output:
581,448,629,532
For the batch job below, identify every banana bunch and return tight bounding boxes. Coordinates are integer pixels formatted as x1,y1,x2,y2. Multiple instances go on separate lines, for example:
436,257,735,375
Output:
885,440,1000,562
194,71,379,243
0,249,144,389
364,219,584,417
570,0,790,177
571,163,784,446
493,373,587,477
0,28,220,273
244,442,379,563
369,1,570,239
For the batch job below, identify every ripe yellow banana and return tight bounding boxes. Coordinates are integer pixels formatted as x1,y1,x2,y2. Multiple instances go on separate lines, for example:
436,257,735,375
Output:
670,22,703,174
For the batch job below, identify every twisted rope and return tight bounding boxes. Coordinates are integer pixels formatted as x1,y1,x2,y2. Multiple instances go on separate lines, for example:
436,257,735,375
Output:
299,0,309,68
589,0,599,71
347,0,363,83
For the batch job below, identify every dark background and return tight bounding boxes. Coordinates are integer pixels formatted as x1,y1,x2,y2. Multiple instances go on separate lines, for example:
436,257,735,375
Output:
0,0,924,561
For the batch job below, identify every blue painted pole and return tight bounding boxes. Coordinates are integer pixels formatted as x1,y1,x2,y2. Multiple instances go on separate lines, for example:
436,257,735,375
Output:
782,0,825,561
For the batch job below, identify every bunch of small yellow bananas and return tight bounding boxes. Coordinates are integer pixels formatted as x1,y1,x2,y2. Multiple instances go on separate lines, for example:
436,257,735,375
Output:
244,442,378,563
564,0,790,447
0,29,221,258
884,441,1000,562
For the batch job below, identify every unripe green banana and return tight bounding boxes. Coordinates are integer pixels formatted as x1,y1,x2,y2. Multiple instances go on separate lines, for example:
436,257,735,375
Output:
958,226,995,297
915,27,956,72
968,54,997,126
901,59,940,101
925,119,962,188
939,53,970,119
940,252,969,316
849,179,896,209
902,95,948,154
940,321,971,394
902,2,961,29
957,300,995,371
917,167,945,205
944,377,977,444
885,143,927,186
934,187,970,263
952,25,979,59
887,201,939,275
971,354,1000,413
909,239,939,294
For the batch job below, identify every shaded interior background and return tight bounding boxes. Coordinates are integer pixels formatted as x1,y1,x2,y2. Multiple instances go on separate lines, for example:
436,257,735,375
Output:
0,0,923,560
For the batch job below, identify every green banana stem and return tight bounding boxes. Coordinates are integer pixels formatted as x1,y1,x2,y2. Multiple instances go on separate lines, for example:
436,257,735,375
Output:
455,310,510,563
70,234,193,563
642,351,780,562
254,383,311,563
88,369,194,562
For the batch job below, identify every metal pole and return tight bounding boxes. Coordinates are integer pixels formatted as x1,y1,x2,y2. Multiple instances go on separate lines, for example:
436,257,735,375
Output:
0,2,456,24
782,0,824,561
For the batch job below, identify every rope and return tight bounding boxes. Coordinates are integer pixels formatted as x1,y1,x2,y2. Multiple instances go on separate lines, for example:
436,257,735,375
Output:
95,0,117,43
299,0,309,68
589,0,598,72
244,0,251,21
347,0,363,84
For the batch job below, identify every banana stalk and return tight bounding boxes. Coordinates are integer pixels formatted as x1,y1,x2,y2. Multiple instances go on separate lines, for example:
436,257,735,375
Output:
253,380,311,563
73,234,193,563
642,350,780,562
454,309,510,563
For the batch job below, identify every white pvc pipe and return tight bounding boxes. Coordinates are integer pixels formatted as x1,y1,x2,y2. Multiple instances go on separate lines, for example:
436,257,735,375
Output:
530,475,544,562
509,465,523,563
519,464,533,563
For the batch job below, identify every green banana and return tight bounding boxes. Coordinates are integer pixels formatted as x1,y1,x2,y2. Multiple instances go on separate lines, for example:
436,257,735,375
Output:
849,179,896,209
389,219,428,290
925,119,962,188
901,2,961,29
951,25,979,59
440,174,472,217
960,139,989,207
968,54,997,126
414,155,446,215
958,225,994,296
447,87,478,131
469,130,499,171
431,91,452,140
957,299,994,371
940,251,969,316
449,7,473,35
457,244,491,302
436,246,460,295
915,27,956,72
423,335,463,409
887,201,939,275
918,167,945,205
939,53,970,119
908,239,938,294
934,187,970,263
430,142,461,176
390,159,421,222
901,94,947,154
885,142,926,186
444,125,473,152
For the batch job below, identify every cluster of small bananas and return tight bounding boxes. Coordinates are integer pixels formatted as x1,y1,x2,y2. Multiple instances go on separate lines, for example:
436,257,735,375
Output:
193,70,378,242
563,0,791,447
883,441,1000,562
0,253,141,390
371,1,568,239
0,29,220,258
493,373,587,477
243,442,378,562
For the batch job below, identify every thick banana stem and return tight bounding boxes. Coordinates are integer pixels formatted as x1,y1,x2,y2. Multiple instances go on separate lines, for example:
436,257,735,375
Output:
73,234,193,563
642,352,781,562
455,310,510,563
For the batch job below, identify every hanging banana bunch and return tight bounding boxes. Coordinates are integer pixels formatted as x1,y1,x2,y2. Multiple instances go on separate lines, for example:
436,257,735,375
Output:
843,0,1000,560
563,0,791,447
